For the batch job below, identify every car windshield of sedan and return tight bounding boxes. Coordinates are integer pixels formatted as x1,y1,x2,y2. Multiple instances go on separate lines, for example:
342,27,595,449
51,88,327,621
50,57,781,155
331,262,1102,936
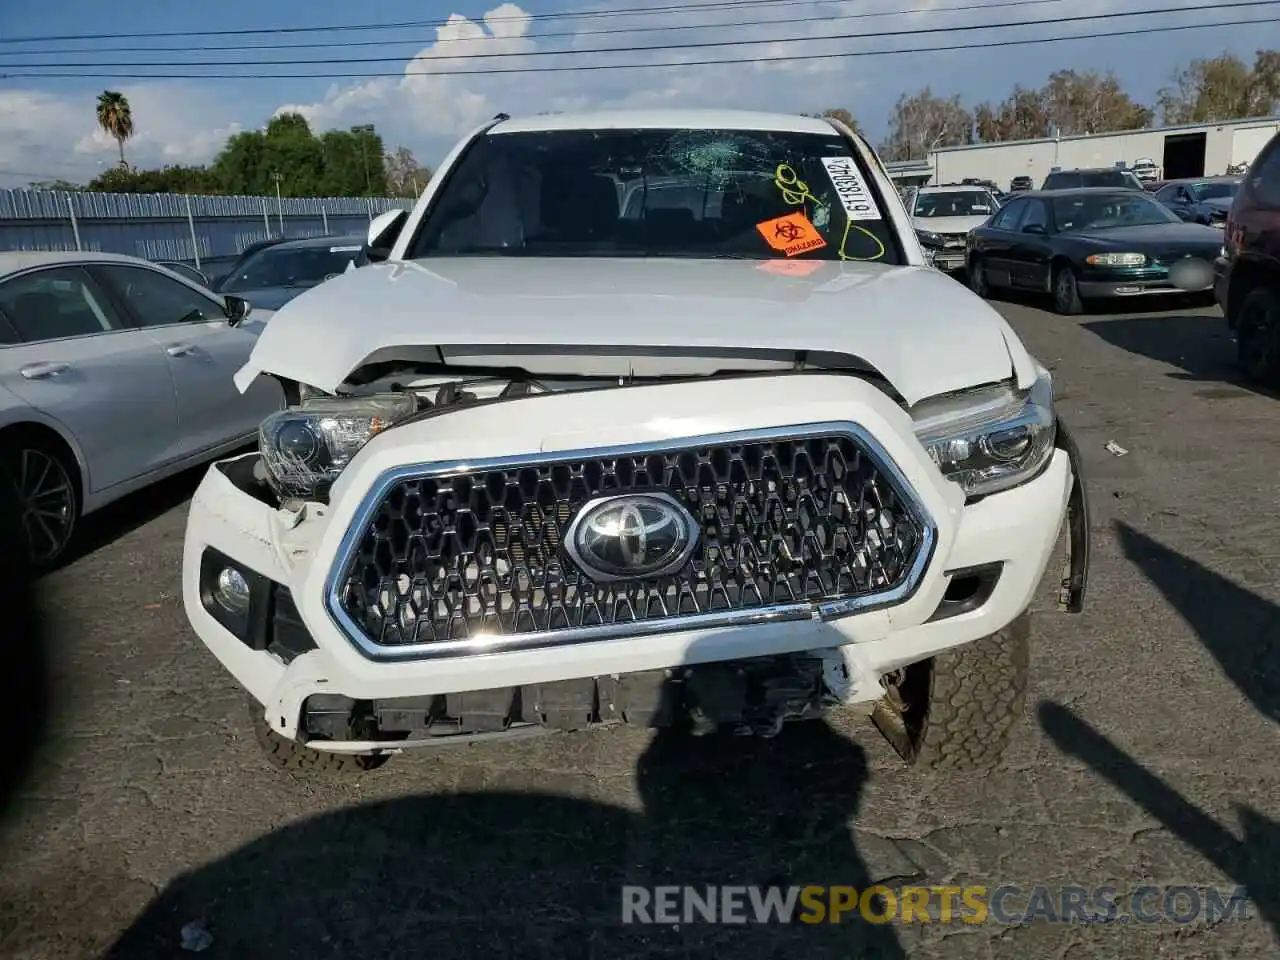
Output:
409,127,902,264
912,190,995,218
1052,193,1181,232
1191,180,1240,201
220,246,362,293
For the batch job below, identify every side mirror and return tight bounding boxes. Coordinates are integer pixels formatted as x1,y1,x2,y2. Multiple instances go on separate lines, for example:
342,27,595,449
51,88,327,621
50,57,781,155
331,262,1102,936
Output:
366,209,408,263
223,295,252,326
1021,223,1047,235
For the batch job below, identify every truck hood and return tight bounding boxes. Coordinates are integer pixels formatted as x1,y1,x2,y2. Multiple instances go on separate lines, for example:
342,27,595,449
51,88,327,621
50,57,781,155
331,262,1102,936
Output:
234,257,1035,405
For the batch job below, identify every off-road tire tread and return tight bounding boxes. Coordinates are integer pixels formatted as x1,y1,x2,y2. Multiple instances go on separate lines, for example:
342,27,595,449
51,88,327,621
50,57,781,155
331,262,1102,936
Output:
911,614,1031,771
1236,285,1280,385
249,704,389,776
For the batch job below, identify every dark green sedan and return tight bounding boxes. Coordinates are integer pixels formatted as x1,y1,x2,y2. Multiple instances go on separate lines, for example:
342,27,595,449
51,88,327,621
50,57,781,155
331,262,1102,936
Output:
965,187,1224,314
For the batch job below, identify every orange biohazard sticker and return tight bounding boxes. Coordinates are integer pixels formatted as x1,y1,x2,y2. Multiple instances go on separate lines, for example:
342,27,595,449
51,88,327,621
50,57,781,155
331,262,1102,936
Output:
756,212,827,257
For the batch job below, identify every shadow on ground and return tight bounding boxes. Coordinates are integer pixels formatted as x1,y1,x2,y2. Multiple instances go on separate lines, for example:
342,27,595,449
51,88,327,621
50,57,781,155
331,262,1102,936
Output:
54,459,223,571
1039,520,1280,938
106,723,912,959
1081,311,1278,399
0,475,50,833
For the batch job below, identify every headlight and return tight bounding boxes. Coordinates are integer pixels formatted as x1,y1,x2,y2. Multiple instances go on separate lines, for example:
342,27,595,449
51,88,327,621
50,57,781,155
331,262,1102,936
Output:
912,370,1056,498
1086,252,1146,266
259,394,417,499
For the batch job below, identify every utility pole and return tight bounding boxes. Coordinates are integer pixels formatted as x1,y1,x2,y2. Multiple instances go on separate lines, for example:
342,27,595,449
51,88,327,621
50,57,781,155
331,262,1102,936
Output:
271,172,285,235
354,124,375,196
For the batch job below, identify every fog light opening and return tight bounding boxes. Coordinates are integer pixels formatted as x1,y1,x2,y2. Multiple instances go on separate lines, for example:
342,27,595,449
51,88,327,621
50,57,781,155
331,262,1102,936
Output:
943,574,982,604
214,566,252,615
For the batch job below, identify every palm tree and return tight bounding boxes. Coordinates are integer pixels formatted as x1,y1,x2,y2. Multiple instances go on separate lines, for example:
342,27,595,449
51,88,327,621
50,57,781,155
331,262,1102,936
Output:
95,91,134,168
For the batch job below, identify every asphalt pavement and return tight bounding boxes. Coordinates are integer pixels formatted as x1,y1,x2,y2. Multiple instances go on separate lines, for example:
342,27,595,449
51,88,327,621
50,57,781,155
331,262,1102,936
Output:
1,289,1278,960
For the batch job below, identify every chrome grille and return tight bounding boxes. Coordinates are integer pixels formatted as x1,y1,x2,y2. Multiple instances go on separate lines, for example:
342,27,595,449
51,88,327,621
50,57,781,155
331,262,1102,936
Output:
330,428,930,657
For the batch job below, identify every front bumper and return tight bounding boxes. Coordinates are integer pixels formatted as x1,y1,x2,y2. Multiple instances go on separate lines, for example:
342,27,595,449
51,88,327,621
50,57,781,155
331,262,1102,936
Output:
182,375,1087,748
1077,266,1211,299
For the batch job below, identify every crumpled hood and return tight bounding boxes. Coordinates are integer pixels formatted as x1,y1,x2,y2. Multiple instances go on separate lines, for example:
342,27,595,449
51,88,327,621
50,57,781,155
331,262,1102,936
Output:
911,215,990,235
235,257,1037,405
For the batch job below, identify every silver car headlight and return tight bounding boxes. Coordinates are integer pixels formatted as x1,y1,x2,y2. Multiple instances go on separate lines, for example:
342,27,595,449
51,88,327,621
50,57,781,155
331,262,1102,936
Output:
259,394,417,499
912,370,1056,498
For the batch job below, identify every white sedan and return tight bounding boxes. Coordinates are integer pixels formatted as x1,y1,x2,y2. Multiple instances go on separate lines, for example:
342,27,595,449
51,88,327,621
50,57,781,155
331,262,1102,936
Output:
0,251,284,566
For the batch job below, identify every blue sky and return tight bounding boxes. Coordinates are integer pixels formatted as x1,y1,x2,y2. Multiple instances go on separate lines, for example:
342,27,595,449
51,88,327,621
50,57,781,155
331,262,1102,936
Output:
1,0,1277,187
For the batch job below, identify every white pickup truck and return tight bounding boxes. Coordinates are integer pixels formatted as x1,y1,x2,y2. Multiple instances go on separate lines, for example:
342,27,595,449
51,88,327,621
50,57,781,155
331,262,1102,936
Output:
180,109,1090,776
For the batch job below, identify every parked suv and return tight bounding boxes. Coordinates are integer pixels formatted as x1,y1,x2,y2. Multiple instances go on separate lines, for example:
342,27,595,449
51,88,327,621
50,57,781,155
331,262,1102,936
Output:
1042,168,1145,191
181,110,1091,777
1217,130,1280,384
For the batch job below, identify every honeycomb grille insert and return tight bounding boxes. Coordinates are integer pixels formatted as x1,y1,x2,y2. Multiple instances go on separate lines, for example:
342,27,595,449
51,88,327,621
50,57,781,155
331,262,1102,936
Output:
335,432,926,649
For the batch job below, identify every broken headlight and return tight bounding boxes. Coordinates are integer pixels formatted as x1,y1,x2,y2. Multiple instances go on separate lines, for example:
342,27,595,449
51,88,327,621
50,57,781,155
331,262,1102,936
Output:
258,394,416,500
912,369,1056,498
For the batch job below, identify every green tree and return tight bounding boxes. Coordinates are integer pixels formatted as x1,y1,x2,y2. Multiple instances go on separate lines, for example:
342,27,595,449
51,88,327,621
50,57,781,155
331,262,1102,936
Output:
1042,69,1152,135
383,145,432,198
880,88,972,161
27,179,83,191
810,108,863,137
87,164,219,194
96,90,135,168
974,86,1051,142
211,117,388,197
1157,51,1279,124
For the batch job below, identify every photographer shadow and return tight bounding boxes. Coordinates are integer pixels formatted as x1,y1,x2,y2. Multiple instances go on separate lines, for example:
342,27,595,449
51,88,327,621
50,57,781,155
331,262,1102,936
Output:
106,718,909,958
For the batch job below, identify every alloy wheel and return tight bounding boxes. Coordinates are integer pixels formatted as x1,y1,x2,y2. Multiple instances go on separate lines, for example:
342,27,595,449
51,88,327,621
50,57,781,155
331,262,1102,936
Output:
3,448,76,566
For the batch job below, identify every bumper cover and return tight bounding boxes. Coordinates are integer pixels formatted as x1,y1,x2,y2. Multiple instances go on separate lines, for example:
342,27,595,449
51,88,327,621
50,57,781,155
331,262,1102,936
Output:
182,374,1088,745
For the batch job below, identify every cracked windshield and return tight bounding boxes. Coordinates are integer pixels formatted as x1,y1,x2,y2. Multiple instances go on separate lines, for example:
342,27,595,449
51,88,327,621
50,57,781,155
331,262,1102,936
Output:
2,0,1277,955
412,128,901,262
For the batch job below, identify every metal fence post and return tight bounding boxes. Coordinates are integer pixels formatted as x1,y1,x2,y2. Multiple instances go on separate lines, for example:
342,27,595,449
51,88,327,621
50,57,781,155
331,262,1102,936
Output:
184,194,201,269
321,204,329,235
262,197,271,236
66,193,82,251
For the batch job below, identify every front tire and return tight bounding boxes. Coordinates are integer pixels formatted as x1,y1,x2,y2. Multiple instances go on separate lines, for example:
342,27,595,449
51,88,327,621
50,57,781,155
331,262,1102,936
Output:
968,256,990,298
249,703,390,777
1236,286,1280,386
1052,264,1084,315
0,440,78,569
872,614,1030,771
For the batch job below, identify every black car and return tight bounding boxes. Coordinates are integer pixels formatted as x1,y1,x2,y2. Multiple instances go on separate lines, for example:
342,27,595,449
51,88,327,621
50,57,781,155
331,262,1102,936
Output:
1041,168,1145,191
966,188,1225,314
214,234,369,311
1152,176,1241,228
1009,175,1033,193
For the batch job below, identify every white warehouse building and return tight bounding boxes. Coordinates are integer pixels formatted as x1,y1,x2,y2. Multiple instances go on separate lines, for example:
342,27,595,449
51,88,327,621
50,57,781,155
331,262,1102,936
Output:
920,116,1280,190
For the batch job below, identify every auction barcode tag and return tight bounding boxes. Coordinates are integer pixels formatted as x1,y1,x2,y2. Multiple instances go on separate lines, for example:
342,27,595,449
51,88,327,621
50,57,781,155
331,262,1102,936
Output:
820,157,881,221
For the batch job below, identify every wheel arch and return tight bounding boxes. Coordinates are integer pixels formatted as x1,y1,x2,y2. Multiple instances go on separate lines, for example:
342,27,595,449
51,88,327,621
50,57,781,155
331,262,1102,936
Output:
0,418,89,508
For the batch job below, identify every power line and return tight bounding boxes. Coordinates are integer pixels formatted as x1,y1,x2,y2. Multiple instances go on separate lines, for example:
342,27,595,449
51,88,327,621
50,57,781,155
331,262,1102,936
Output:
0,0,875,44
2,0,1067,57
3,14,1269,79
2,0,1265,69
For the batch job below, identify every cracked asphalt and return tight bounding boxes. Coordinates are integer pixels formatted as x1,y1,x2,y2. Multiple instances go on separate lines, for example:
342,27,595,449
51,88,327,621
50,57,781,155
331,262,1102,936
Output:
2,290,1279,960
